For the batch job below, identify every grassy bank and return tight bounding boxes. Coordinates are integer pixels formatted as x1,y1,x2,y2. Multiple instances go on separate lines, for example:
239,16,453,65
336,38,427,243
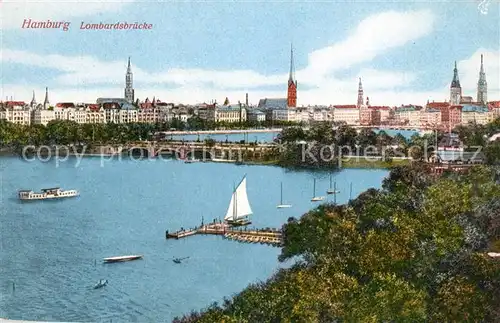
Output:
340,158,411,168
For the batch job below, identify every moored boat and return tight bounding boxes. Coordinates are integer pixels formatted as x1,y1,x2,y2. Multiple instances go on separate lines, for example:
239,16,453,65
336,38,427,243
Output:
18,187,79,200
103,255,143,263
311,179,324,202
326,174,340,195
276,182,292,208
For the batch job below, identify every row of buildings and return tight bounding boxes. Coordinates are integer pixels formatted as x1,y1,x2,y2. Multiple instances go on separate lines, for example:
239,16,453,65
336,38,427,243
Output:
1,51,498,129
3,92,498,130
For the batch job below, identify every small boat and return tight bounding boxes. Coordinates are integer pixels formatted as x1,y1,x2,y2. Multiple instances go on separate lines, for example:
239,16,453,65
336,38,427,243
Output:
18,187,79,201
93,279,108,289
326,174,340,195
103,255,143,263
184,158,200,164
276,182,292,208
311,179,324,202
487,252,500,258
224,175,252,227
173,256,189,264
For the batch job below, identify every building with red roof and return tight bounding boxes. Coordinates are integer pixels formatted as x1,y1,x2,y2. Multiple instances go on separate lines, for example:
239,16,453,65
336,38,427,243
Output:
441,105,462,132
2,101,26,108
55,102,75,109
426,101,450,110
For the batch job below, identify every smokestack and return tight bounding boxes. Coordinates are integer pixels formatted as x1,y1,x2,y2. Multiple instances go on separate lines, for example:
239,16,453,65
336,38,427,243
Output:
245,93,248,106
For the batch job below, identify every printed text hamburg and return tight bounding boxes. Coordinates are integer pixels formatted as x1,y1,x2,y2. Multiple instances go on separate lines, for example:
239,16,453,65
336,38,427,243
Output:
22,19,153,31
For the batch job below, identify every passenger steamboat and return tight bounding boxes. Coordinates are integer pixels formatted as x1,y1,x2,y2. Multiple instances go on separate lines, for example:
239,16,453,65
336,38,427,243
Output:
18,187,79,200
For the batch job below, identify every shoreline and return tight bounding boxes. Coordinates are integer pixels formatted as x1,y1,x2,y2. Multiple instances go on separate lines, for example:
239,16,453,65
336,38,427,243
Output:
161,128,282,135
0,152,402,169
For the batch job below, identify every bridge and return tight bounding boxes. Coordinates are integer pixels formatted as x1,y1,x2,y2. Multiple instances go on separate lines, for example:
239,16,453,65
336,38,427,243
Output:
353,125,433,132
95,141,276,161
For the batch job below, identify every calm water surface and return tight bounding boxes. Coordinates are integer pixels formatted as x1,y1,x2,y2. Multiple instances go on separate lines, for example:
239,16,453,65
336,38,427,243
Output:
0,156,388,322
170,128,420,143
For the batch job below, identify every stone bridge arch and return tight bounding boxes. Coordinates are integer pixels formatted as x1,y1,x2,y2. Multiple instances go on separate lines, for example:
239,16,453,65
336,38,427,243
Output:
186,149,213,160
126,147,151,158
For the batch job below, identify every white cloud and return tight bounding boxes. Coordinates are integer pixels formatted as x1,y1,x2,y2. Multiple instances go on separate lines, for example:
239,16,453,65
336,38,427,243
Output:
301,10,435,80
2,9,435,90
1,0,133,29
0,82,448,108
457,49,500,100
6,8,489,107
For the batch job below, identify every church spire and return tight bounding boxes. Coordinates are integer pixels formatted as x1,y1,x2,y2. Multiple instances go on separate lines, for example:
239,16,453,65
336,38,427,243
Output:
287,44,297,108
477,54,487,104
288,43,295,83
357,78,364,107
43,87,49,108
450,61,462,105
31,90,37,107
451,61,461,88
125,56,134,103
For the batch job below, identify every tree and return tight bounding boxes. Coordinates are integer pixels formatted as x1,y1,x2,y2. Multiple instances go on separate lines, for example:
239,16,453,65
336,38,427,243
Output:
356,128,377,148
484,141,500,165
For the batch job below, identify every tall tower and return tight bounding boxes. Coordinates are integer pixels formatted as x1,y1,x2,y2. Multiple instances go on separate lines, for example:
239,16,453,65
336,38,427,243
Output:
287,44,297,108
43,87,49,109
450,61,462,105
477,54,487,104
30,90,37,108
124,57,134,103
357,78,364,107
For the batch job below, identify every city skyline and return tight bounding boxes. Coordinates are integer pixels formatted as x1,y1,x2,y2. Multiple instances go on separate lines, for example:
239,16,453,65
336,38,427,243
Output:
2,1,499,106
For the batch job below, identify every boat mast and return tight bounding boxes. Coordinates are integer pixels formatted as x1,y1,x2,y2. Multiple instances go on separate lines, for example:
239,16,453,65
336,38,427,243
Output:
349,182,353,201
313,179,316,197
280,182,283,204
334,182,337,205
329,174,332,189
233,182,237,221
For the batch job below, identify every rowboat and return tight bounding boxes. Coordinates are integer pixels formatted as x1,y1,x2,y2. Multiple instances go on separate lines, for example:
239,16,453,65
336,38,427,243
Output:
93,279,108,289
103,255,143,263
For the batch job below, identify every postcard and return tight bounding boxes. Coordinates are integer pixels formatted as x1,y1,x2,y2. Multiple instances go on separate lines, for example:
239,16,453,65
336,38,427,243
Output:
1,0,499,322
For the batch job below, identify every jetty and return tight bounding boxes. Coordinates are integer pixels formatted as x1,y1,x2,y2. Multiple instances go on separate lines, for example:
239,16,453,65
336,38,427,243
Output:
166,222,283,247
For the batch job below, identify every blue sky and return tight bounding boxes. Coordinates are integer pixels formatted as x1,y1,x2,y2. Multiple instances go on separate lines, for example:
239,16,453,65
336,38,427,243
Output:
1,0,499,106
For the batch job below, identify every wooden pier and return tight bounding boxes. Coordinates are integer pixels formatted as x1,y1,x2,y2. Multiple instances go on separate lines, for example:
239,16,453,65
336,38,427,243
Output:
166,223,283,247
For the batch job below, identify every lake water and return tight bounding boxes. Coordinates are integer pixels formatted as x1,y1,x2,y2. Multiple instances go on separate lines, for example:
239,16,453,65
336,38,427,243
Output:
168,131,280,144
0,156,389,322
169,128,421,143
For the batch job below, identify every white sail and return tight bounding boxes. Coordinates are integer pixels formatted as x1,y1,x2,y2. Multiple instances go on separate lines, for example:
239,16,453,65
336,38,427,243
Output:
224,177,253,221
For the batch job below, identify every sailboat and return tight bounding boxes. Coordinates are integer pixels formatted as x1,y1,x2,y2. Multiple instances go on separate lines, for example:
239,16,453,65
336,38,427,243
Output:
326,174,340,195
224,175,253,227
276,182,292,208
311,178,324,202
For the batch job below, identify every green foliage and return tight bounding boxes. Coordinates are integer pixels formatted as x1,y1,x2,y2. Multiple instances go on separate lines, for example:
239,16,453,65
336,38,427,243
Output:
0,120,158,146
179,165,500,322
204,138,216,148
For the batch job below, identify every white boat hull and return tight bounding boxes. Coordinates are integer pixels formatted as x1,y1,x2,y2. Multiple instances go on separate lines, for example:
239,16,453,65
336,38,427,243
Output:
326,190,340,195
103,255,143,263
276,204,292,208
19,190,79,201
311,196,325,202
